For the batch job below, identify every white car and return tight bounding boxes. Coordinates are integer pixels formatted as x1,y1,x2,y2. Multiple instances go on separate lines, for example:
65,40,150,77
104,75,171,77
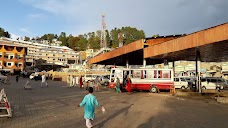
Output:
174,77,189,89
29,72,39,80
99,75,110,86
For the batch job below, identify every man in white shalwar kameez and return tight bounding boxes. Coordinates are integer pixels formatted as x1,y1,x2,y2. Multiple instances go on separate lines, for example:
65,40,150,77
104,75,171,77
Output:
41,74,48,88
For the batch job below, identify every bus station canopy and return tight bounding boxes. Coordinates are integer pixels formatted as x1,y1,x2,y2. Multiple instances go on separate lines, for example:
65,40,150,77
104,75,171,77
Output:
89,23,228,66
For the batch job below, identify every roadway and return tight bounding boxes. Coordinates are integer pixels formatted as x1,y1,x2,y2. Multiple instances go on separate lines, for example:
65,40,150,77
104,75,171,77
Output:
0,76,228,128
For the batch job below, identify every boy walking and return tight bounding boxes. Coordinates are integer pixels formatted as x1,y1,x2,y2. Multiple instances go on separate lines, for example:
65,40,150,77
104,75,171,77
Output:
78,87,104,128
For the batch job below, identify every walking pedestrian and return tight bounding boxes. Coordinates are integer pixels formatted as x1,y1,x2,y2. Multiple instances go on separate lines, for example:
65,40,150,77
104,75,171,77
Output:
16,74,19,83
78,87,104,128
94,76,100,91
115,77,121,93
75,76,79,87
125,76,132,95
41,74,48,88
70,75,73,87
67,75,70,87
72,76,76,87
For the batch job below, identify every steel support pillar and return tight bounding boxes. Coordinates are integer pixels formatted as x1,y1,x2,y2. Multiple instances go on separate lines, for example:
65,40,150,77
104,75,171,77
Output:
126,59,129,68
172,61,175,76
196,50,202,93
164,59,168,69
143,59,146,68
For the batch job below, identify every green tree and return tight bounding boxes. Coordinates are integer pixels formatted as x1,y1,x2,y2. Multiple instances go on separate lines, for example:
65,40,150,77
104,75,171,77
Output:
24,36,30,41
110,27,120,48
0,27,11,38
110,26,145,47
40,34,48,40
58,32,68,46
105,30,111,48
68,34,80,50
40,34,55,43
77,35,88,51
88,32,100,49
46,34,55,42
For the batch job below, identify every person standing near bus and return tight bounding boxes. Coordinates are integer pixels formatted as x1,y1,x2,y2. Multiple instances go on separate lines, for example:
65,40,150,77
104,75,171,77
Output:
79,76,83,88
115,77,121,93
121,71,128,92
125,76,132,95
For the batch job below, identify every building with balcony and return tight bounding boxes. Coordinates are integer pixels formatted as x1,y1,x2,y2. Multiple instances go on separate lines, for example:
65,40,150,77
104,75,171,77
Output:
0,37,80,70
0,40,27,74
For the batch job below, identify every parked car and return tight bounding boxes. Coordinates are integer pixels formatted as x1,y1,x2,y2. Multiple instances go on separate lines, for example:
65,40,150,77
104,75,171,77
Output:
99,75,110,86
201,77,227,90
223,79,228,90
29,72,39,80
174,77,189,89
83,74,97,83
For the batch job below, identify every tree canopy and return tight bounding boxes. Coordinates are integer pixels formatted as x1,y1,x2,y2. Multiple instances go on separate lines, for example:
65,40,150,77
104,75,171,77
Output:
0,26,146,51
0,27,10,38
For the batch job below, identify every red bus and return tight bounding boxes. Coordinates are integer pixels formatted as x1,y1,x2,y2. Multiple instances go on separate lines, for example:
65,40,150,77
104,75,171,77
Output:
109,68,174,93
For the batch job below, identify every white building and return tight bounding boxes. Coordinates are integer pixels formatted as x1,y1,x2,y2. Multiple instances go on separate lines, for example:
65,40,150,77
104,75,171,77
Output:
1,37,79,67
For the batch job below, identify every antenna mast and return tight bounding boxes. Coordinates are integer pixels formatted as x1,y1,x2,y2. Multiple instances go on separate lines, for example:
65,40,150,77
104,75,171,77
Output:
100,14,107,48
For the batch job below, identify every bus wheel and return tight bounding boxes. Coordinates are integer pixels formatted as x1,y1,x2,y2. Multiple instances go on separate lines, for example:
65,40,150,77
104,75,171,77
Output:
150,86,158,93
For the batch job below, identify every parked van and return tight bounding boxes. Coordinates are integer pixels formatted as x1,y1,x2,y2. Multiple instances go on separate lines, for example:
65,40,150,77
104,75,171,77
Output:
83,74,110,86
201,77,227,90
174,77,189,89
83,74,97,82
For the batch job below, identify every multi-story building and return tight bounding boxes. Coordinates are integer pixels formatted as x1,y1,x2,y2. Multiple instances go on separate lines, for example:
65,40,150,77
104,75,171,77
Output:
0,37,80,68
0,39,27,74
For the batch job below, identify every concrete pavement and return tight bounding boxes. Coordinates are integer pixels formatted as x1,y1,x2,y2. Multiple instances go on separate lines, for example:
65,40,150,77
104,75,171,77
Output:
0,76,228,128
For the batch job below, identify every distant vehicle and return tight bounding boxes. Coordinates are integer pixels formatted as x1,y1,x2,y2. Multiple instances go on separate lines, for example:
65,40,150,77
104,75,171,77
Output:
201,77,227,90
83,74,97,83
29,73,39,80
174,77,190,89
99,75,110,86
223,79,228,90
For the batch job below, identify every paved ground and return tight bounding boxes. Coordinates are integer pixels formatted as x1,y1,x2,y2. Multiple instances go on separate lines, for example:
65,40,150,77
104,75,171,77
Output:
0,76,228,128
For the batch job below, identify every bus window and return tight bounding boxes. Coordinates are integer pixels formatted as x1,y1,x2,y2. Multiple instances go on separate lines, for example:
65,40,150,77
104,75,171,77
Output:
130,70,134,78
141,70,144,79
162,70,171,78
147,70,153,79
154,70,157,78
158,70,162,78
144,70,147,78
133,70,141,78
111,70,115,77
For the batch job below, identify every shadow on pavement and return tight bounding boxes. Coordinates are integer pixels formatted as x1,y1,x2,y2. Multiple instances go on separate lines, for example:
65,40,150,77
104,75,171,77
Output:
94,104,134,128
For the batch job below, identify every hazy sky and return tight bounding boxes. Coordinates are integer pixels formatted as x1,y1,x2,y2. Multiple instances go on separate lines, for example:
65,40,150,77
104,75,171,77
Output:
1,0,228,39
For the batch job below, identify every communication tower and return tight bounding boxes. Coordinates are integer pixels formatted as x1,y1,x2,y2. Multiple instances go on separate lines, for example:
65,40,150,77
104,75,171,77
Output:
100,14,107,48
